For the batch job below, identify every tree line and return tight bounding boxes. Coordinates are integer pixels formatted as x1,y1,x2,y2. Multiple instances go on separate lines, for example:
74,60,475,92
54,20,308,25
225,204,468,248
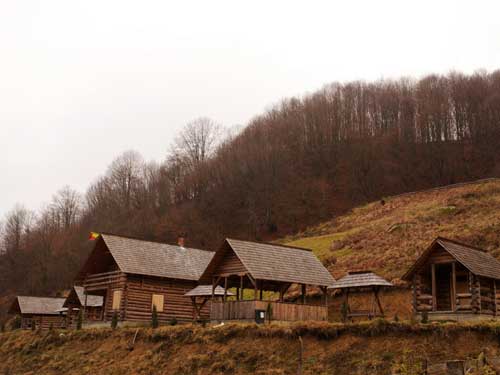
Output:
1,70,500,321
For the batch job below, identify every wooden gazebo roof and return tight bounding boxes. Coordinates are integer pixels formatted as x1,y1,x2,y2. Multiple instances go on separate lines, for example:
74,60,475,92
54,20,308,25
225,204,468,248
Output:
200,238,335,287
403,237,500,281
9,296,66,315
184,285,234,297
328,271,393,290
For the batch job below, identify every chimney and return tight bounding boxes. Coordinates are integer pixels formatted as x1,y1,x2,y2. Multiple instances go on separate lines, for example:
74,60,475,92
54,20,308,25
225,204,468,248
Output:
177,234,186,248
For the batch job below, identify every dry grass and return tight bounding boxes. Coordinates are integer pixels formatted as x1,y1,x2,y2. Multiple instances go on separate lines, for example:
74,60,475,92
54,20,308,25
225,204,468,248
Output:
2,321,500,374
283,179,500,280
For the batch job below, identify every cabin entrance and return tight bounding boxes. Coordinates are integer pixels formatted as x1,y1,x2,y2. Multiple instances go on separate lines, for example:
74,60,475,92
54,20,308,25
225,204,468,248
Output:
435,263,452,311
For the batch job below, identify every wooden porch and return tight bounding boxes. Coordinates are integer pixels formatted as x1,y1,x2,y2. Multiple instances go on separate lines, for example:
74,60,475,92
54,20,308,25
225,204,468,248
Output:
211,300,328,322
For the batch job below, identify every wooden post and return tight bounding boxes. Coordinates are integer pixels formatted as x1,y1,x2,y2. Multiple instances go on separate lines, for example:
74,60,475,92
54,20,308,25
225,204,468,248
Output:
451,262,456,312
374,287,384,316
84,290,88,321
431,264,436,312
412,274,418,313
212,277,216,300
223,277,228,302
254,279,258,300
240,275,244,301
259,286,263,301
301,284,306,304
494,280,497,317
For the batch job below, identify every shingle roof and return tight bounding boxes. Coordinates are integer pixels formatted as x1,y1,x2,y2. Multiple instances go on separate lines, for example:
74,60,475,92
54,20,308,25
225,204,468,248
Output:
221,239,335,286
73,286,103,307
184,285,234,297
11,296,66,315
328,271,393,289
403,237,500,280
100,233,215,281
436,238,500,280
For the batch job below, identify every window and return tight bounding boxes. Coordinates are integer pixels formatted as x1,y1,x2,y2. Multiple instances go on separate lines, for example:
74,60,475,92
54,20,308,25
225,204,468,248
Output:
151,294,164,312
112,290,122,310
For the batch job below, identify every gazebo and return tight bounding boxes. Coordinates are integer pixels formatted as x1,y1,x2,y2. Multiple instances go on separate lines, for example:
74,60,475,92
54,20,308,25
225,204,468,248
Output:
184,285,233,321
328,271,393,320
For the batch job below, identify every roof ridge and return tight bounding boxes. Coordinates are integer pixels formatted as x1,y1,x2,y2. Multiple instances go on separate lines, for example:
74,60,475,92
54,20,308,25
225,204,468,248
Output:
99,231,212,253
226,237,312,252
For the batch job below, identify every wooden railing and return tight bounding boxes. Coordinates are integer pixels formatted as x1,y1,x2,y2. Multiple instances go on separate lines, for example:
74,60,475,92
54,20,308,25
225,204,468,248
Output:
83,270,125,291
211,300,328,322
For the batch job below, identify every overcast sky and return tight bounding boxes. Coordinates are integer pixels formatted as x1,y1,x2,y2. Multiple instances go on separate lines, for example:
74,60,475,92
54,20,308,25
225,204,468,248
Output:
1,0,500,217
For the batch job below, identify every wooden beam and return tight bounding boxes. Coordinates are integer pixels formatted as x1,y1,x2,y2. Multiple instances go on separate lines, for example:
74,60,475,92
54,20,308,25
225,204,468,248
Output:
374,287,384,316
301,284,306,304
451,262,456,312
254,279,258,300
223,277,228,302
431,264,436,312
494,280,497,317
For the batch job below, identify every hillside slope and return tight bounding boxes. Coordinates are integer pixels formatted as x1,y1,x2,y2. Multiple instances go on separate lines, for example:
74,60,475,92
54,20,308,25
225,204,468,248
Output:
284,179,500,281
1,322,500,375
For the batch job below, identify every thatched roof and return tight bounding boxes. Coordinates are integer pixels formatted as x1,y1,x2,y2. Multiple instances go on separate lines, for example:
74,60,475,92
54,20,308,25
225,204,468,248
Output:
328,271,392,289
9,296,66,315
83,233,214,281
184,285,234,297
63,286,103,308
403,237,500,281
201,238,335,287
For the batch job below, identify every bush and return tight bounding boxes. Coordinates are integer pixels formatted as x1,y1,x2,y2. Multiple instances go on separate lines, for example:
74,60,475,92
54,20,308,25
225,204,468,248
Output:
394,314,399,322
111,312,118,330
168,317,178,326
151,305,159,329
340,302,349,323
421,311,429,324
76,310,83,330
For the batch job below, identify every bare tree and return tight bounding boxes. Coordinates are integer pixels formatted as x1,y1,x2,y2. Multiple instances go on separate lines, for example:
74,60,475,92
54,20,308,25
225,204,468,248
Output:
2,204,33,254
51,186,81,229
171,117,224,171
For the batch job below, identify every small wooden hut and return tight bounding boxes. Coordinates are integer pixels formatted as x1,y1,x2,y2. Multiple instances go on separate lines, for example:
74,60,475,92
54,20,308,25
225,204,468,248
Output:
9,296,66,330
200,238,335,322
328,271,393,320
403,237,500,321
75,233,214,325
63,286,104,328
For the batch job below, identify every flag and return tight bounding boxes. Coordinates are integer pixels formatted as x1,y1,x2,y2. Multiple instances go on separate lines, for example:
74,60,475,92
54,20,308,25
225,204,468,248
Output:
89,232,100,240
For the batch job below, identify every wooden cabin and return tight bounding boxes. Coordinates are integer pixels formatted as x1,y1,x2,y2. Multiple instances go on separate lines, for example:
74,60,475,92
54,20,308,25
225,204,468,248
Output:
200,238,335,322
75,233,214,325
9,296,66,330
63,286,104,328
403,237,500,321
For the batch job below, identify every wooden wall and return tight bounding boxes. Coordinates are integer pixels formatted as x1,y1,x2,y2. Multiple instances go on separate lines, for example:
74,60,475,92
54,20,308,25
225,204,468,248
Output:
215,248,247,276
21,314,66,330
122,275,208,324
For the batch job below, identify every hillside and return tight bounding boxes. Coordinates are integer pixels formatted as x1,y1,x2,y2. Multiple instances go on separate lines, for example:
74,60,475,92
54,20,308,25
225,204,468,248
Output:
1,321,500,375
284,179,500,281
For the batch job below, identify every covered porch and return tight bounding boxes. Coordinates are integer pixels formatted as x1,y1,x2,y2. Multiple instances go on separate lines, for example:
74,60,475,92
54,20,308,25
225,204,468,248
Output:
201,239,334,323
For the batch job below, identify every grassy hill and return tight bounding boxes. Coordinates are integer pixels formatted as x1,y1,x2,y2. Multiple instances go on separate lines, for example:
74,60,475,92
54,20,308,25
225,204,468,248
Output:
2,321,500,375
283,179,500,282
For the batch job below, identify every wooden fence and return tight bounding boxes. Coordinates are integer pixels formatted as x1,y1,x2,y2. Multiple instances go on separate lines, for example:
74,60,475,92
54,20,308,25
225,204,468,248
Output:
211,300,327,322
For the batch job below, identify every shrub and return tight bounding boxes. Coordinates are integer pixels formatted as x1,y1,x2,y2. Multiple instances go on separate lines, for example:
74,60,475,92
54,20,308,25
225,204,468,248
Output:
11,316,21,330
421,311,429,324
111,312,119,330
340,302,349,323
169,317,178,326
394,314,399,322
49,323,54,331
151,305,159,329
76,310,83,330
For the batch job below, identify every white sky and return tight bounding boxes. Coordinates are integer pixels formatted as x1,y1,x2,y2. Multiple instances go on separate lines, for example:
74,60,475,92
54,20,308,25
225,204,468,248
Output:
1,0,500,216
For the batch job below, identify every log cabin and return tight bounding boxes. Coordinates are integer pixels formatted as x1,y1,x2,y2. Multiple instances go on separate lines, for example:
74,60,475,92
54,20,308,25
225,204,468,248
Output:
9,296,66,330
403,237,500,322
75,233,214,325
63,286,104,328
200,238,335,322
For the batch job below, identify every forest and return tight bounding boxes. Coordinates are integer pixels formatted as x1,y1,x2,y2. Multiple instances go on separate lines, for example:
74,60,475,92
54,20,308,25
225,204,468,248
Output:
1,70,500,321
